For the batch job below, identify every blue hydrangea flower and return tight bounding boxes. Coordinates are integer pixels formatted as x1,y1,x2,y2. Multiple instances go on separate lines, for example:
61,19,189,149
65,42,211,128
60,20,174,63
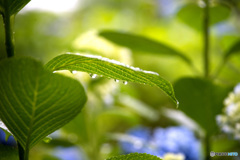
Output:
0,128,17,146
119,126,201,160
53,146,86,160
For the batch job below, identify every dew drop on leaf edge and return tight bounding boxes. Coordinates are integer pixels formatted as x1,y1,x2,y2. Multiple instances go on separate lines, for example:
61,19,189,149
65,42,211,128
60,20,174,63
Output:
89,73,97,79
114,79,120,83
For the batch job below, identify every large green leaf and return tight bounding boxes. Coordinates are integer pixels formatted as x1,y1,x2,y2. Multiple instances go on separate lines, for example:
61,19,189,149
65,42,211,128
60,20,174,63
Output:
174,77,230,135
106,153,161,160
45,53,178,105
98,31,191,65
177,4,231,31
224,39,240,60
0,57,87,151
0,0,30,16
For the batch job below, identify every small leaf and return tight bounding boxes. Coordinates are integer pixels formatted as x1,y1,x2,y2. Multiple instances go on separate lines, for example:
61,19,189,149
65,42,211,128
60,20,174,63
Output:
224,39,240,60
177,4,231,31
174,77,230,135
0,57,87,150
98,31,191,65
45,53,178,105
106,153,162,160
0,0,31,16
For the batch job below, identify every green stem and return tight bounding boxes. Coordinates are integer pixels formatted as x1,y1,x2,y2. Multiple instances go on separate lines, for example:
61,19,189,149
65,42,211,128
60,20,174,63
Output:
3,12,15,58
17,141,25,160
203,0,210,78
205,134,211,160
24,148,29,160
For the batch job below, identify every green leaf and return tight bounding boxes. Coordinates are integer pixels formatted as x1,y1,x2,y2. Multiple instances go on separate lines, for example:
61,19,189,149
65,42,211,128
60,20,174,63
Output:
0,0,31,16
0,57,87,151
177,4,231,31
45,53,178,105
106,153,162,160
224,39,240,60
174,77,230,135
98,31,191,65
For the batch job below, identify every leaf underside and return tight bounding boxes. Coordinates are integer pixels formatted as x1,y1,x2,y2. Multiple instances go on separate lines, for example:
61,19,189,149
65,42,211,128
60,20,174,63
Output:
224,40,240,60
0,0,31,15
106,153,162,160
45,53,178,105
0,57,87,150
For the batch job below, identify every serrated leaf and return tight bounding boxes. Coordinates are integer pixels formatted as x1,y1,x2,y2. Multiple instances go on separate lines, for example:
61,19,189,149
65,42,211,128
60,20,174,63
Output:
174,77,230,135
45,53,178,105
177,4,231,31
224,39,240,60
0,0,30,16
0,57,87,151
98,31,191,65
106,153,161,160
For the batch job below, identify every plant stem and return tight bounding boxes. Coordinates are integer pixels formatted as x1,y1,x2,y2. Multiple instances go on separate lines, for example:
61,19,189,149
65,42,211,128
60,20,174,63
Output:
203,0,210,78
17,142,25,160
205,134,211,160
3,12,15,58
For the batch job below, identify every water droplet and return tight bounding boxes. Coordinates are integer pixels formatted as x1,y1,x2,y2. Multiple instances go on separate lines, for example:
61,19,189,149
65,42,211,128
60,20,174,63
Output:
43,136,52,143
123,81,128,85
89,73,97,78
114,79,120,83
176,100,179,108
72,70,77,74
53,71,57,73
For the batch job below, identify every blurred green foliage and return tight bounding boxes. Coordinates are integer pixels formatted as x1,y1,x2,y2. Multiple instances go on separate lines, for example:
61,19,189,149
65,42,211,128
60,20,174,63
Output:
1,0,240,159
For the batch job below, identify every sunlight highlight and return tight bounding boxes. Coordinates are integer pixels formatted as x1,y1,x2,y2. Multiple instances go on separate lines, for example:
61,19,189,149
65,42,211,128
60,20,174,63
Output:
22,0,80,13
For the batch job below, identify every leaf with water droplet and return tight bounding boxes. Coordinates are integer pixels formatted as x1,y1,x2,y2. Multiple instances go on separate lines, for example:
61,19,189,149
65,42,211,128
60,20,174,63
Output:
45,53,178,105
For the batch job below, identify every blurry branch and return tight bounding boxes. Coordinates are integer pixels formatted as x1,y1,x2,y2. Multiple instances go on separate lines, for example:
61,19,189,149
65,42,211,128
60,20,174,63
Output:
161,108,205,138
118,94,159,122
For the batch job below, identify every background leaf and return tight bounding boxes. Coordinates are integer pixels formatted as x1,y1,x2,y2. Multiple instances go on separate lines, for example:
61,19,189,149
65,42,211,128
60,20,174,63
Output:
98,31,191,65
174,77,230,135
45,53,178,105
0,0,31,16
0,57,87,150
177,4,231,31
106,153,161,160
224,39,240,60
